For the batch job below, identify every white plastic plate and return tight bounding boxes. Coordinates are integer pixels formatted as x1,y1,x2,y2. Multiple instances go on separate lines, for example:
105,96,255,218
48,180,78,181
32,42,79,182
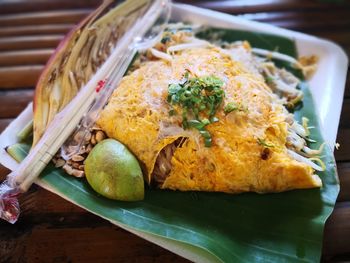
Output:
0,3,348,262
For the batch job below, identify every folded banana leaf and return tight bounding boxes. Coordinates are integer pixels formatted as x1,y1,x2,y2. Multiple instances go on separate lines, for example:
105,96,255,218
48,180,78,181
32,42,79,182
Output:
9,28,339,262
32,0,151,146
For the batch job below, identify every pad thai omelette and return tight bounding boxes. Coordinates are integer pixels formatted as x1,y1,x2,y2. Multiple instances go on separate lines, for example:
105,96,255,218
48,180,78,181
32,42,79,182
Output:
97,27,324,194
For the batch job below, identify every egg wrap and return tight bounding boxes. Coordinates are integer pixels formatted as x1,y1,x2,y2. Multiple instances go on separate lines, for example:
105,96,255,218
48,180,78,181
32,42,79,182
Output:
97,47,322,193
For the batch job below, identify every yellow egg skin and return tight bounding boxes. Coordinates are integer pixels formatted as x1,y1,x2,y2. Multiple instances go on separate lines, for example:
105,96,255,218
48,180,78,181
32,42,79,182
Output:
97,47,321,194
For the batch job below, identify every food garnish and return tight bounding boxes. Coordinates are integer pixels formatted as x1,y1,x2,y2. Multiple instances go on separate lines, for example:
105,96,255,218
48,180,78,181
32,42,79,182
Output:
257,138,275,148
167,74,224,147
32,23,326,195
84,139,144,201
52,127,107,178
96,26,324,193
224,102,248,114
32,0,152,146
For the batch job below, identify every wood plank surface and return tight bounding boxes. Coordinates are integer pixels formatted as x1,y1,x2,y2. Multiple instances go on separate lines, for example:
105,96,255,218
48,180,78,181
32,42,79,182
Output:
337,162,350,202
177,0,350,14
0,35,63,51
0,0,349,262
323,202,350,261
0,0,100,14
339,99,350,127
0,65,43,88
346,73,350,98
0,49,53,66
335,129,350,162
0,9,92,26
0,89,33,118
0,24,74,37
0,118,12,133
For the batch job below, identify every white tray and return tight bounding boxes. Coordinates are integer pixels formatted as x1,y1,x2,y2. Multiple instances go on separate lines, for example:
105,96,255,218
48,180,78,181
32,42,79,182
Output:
0,3,348,262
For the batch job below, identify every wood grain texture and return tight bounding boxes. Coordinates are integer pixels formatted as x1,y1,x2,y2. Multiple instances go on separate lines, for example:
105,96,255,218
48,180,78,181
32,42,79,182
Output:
323,202,350,260
0,65,43,88
238,11,350,31
0,186,190,262
0,90,33,118
346,73,350,98
338,162,350,202
0,223,189,263
0,49,53,66
0,0,101,14
0,0,349,262
339,99,350,128
0,9,92,26
0,118,12,133
0,35,63,51
0,24,74,37
335,129,350,162
176,0,350,14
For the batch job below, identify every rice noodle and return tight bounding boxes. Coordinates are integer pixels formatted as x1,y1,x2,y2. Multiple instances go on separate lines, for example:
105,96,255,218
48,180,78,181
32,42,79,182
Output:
309,157,326,171
152,137,187,184
166,22,201,32
252,47,302,68
274,79,299,94
150,48,173,62
291,121,307,138
286,91,303,107
302,143,325,156
305,137,317,143
302,117,310,136
287,149,325,171
167,39,210,53
287,130,306,150
263,71,299,94
152,143,175,184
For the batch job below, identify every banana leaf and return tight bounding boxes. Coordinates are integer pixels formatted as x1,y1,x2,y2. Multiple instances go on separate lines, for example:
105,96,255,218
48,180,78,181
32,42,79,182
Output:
9,28,339,262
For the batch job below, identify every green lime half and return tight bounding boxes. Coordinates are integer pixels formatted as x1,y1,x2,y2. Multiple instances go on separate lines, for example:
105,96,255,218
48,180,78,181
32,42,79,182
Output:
84,138,144,201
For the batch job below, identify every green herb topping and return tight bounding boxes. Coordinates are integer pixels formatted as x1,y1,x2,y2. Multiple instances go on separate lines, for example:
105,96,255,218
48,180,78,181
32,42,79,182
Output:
224,102,238,114
224,102,248,114
264,76,275,84
167,73,225,147
257,138,275,148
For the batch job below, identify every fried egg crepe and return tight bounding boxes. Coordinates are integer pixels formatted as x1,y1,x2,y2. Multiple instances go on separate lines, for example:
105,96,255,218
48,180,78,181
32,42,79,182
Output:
97,46,322,194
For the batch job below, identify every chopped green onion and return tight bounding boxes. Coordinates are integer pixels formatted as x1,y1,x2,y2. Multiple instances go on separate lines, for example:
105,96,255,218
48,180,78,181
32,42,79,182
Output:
204,137,212,147
169,109,176,116
224,102,248,114
167,74,225,147
265,76,275,84
257,138,274,148
188,119,205,130
224,102,238,114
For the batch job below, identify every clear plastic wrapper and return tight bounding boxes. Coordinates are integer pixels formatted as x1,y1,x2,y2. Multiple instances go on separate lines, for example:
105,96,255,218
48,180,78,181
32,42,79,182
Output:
0,181,20,224
0,0,170,224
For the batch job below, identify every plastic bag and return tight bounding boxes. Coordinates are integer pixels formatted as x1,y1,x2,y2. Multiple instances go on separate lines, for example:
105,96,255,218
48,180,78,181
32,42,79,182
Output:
0,181,20,224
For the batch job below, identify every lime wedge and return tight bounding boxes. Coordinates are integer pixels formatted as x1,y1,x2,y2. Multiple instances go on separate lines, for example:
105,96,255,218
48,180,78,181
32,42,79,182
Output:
85,139,144,201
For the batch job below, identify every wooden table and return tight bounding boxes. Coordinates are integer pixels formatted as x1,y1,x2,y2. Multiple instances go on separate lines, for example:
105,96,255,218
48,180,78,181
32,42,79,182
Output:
0,0,349,262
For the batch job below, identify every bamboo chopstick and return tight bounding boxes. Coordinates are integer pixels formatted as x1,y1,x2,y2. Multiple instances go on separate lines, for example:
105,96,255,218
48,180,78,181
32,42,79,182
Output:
10,0,168,192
